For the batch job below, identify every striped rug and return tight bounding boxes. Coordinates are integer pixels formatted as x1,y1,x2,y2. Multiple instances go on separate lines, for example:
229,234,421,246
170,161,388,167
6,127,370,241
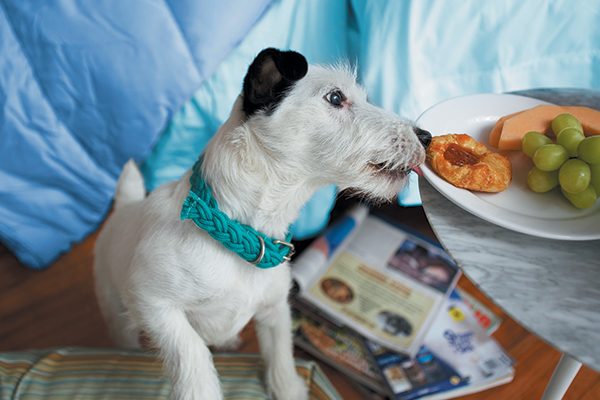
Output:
0,348,341,400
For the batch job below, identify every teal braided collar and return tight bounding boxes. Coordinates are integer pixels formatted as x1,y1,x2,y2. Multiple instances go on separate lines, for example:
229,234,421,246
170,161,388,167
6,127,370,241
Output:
180,159,294,269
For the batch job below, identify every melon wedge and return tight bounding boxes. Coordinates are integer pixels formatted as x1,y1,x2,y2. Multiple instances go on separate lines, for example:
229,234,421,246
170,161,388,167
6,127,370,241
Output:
564,106,600,135
498,105,562,150
490,105,600,150
489,111,522,147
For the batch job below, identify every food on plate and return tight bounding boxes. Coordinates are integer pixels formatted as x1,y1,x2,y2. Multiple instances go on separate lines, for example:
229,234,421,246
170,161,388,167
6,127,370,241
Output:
565,106,600,135
527,168,558,193
552,113,583,136
578,136,600,165
532,144,568,172
561,186,598,209
489,105,600,150
497,105,562,150
557,128,585,157
522,113,600,209
559,159,591,194
521,131,552,157
488,111,521,147
590,164,600,193
427,134,511,192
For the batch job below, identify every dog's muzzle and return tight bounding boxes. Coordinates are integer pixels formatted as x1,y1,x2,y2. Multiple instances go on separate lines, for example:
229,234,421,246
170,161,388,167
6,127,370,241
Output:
414,127,432,148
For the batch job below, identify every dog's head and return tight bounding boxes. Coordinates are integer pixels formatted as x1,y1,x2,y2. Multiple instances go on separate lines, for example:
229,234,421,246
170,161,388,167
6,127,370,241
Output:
241,48,430,201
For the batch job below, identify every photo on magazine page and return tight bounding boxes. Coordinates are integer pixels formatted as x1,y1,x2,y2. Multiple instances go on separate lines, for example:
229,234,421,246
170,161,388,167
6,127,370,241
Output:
297,214,461,356
386,238,458,294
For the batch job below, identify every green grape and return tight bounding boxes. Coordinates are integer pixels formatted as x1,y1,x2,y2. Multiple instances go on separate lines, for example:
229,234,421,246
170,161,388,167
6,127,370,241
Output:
556,128,585,157
533,144,568,171
559,159,591,194
590,163,600,194
527,167,559,193
562,186,597,209
577,136,600,165
551,113,583,136
522,131,552,158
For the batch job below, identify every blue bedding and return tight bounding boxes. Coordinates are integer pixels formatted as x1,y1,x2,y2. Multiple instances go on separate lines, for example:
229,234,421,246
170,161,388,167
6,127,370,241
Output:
141,0,350,239
0,0,271,269
144,0,600,221
352,0,600,205
2,0,600,269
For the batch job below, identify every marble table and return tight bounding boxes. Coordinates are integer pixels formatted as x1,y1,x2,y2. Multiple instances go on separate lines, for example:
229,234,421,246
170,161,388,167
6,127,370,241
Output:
418,89,600,399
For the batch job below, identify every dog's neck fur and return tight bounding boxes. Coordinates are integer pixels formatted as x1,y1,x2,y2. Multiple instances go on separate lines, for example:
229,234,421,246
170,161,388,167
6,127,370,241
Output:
198,97,318,239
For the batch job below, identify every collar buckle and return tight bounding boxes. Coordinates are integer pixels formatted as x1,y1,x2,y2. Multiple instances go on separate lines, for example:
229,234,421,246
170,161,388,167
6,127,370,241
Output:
274,239,295,262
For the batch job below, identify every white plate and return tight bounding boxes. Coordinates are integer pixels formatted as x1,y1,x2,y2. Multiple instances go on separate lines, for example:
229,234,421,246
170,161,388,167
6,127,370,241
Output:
417,93,600,241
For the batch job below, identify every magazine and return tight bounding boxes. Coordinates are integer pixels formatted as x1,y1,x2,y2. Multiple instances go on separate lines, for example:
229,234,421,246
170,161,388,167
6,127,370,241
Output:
367,290,514,400
292,205,461,356
455,288,502,335
291,300,387,395
291,288,513,400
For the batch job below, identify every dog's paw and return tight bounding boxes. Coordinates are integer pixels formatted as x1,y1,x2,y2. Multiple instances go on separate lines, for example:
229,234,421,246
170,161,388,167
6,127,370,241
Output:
267,370,308,400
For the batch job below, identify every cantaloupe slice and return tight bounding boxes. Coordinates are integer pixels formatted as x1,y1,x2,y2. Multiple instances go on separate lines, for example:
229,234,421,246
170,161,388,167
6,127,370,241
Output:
564,106,600,135
489,111,522,147
497,105,566,150
491,105,600,150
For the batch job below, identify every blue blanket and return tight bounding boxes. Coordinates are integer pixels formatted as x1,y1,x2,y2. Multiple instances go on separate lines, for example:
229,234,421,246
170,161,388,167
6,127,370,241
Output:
3,0,600,269
141,0,351,240
143,0,600,231
0,0,271,269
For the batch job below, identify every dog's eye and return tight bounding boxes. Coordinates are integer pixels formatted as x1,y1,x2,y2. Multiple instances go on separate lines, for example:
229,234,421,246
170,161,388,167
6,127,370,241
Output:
325,90,345,107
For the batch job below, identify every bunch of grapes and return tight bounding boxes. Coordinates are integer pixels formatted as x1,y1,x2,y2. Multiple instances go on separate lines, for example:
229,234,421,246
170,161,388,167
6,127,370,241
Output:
522,113,600,209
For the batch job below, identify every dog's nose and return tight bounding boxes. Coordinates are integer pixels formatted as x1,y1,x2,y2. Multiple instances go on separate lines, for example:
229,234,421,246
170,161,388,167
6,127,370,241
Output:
414,127,432,148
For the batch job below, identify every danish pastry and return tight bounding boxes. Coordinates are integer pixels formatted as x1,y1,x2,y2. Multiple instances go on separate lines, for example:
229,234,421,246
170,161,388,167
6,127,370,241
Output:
427,134,511,192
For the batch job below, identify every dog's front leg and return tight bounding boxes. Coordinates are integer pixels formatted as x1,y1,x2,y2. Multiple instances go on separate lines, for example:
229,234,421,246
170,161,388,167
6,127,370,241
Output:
141,306,222,400
255,301,308,400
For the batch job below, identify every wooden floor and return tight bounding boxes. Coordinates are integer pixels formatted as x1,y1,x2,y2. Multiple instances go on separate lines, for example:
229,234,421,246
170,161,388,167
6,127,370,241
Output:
1,205,599,399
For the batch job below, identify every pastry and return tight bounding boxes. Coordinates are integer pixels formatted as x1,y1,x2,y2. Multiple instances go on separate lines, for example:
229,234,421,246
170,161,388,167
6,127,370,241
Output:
427,134,511,192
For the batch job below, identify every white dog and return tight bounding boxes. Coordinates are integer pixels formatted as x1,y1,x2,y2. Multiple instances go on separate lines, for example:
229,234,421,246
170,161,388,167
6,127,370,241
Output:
94,48,430,400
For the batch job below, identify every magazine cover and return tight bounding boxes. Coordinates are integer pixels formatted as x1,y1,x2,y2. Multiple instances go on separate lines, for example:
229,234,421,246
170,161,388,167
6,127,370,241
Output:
292,205,461,356
366,341,467,400
367,290,514,400
455,288,502,335
291,302,387,394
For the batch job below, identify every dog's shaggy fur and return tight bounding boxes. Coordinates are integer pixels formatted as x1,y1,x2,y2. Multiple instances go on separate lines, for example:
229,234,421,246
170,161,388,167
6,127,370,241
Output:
94,48,429,400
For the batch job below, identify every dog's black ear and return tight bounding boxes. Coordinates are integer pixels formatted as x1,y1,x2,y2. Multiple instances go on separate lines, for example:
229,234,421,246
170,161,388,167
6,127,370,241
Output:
242,48,308,116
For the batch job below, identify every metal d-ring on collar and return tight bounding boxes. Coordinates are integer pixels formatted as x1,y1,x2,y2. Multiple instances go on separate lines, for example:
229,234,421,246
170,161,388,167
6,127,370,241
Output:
251,237,296,265
274,239,296,262
251,236,266,265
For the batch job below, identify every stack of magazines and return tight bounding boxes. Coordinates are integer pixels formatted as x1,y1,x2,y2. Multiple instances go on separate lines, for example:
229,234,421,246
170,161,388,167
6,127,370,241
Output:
291,205,514,399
